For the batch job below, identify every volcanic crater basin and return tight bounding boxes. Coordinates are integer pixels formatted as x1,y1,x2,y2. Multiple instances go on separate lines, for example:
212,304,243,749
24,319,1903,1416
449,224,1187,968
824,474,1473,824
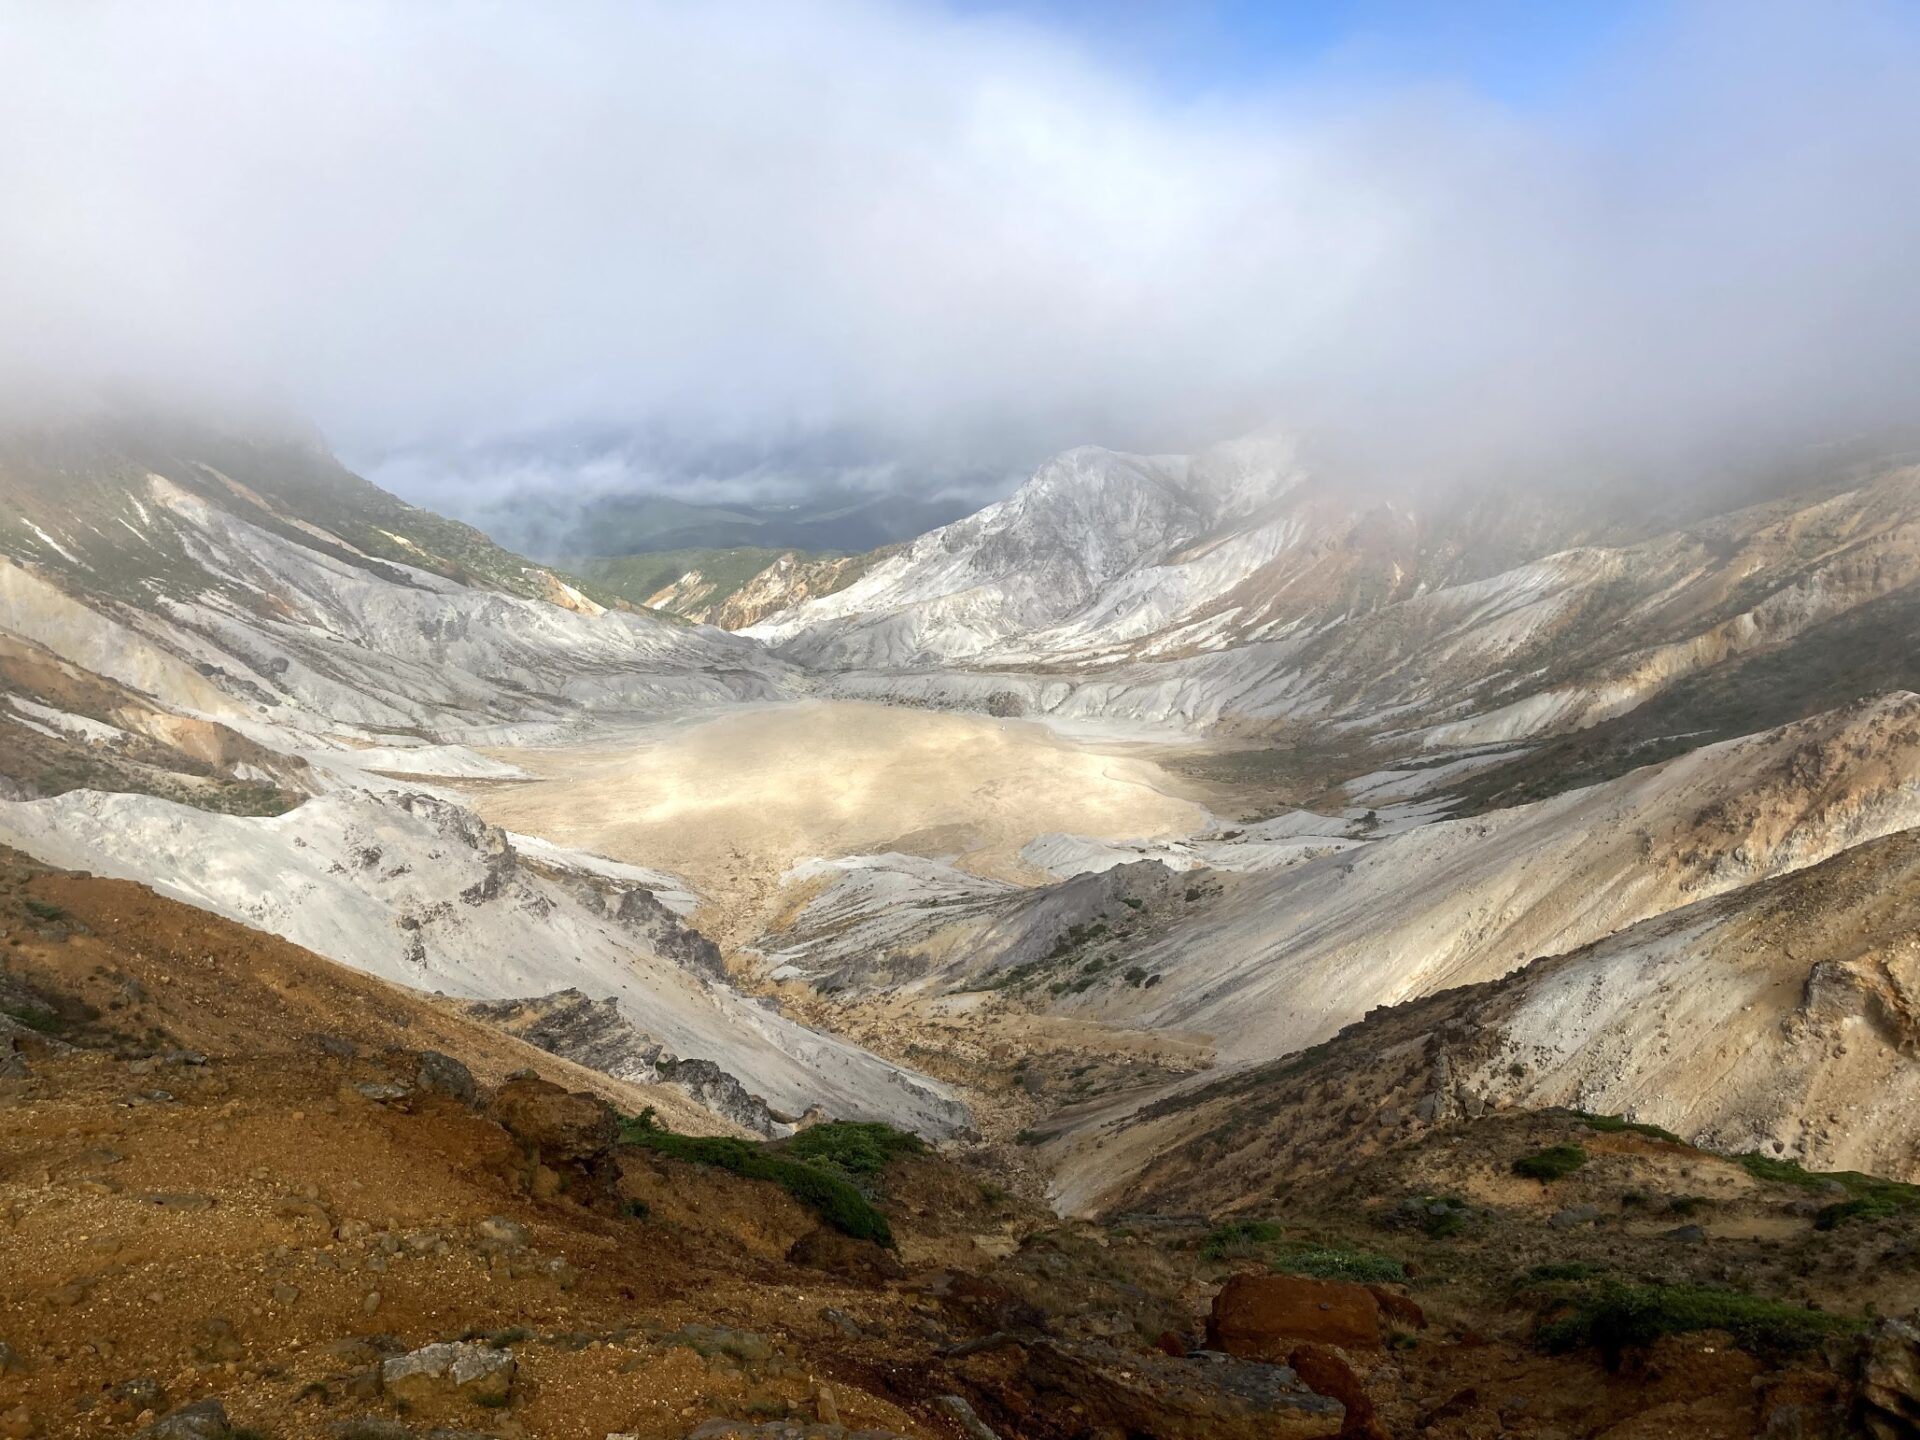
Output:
455,698,1210,941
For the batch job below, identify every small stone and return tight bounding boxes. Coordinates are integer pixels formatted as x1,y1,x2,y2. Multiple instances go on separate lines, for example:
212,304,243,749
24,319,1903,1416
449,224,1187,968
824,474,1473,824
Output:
1547,1203,1602,1229
379,1341,514,1407
271,1284,299,1305
362,1291,381,1316
475,1215,530,1249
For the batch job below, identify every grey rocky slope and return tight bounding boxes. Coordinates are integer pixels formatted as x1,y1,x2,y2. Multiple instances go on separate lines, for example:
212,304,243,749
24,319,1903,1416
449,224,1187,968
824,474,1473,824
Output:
748,438,1920,752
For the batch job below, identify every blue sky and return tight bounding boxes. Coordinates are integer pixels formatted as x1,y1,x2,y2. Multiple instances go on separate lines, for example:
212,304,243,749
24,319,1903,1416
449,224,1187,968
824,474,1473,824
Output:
956,0,1665,108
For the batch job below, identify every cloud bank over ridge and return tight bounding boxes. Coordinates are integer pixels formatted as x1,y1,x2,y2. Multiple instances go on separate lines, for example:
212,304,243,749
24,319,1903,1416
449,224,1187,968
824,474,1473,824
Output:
2,0,1917,504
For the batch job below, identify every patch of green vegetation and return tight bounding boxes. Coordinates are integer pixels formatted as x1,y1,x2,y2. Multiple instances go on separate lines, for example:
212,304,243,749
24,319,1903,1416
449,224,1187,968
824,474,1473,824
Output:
1273,1245,1406,1284
22,898,66,923
1513,1143,1589,1181
1571,1110,1685,1145
1536,1280,1857,1361
618,1112,898,1247
1737,1152,1828,1188
1200,1219,1283,1260
782,1121,925,1180
1815,1194,1913,1231
579,547,809,609
1737,1153,1920,1223
1047,920,1109,959
1013,1129,1046,1147
1415,1195,1474,1239
2,1004,68,1035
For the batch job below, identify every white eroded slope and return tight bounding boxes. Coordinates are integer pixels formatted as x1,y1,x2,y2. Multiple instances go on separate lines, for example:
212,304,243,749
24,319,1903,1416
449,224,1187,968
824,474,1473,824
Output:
1049,826,1920,1211
0,787,966,1136
1062,694,1920,1063
745,440,1297,667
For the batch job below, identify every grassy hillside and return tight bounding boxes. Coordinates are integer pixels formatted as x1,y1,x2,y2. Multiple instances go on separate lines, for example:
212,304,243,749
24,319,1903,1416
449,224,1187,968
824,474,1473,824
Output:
579,547,813,607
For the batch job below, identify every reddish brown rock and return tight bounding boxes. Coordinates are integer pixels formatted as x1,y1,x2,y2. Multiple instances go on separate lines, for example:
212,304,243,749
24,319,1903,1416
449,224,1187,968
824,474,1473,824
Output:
1364,1284,1427,1332
490,1075,617,1163
786,1226,906,1282
1206,1273,1383,1357
1289,1344,1385,1440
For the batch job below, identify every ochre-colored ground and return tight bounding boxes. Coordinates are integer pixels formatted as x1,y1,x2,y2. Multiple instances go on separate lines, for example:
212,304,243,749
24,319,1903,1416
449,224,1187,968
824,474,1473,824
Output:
1,847,1903,1440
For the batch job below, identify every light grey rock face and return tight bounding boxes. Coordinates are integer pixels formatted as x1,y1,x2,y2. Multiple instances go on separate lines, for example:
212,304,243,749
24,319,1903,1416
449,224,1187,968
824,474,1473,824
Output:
745,441,1290,672
0,785,968,1138
759,854,1187,998
139,477,799,751
463,989,792,1136
379,1340,514,1406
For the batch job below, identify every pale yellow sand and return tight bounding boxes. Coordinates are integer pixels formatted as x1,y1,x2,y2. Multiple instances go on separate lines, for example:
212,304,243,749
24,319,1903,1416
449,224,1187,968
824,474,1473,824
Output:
461,699,1206,941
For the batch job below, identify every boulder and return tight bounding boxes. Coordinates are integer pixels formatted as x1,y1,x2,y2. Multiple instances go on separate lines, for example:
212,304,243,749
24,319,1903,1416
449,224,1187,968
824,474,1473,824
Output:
379,1341,514,1408
1207,1274,1383,1357
787,1227,906,1282
490,1076,617,1162
1288,1344,1384,1440
138,1400,232,1440
1860,1317,1920,1437
409,1049,478,1105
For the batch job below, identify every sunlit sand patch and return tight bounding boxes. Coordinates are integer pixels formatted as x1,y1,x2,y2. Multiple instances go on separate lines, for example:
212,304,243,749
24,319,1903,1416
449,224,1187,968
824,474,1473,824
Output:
459,699,1208,941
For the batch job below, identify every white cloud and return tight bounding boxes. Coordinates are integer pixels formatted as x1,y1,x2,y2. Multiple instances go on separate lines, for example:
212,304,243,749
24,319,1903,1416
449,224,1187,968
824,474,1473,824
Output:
0,0,1916,499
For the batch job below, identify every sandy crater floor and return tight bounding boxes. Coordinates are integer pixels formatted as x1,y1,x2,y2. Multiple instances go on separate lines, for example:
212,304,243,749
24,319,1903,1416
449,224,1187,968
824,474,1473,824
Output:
457,699,1209,940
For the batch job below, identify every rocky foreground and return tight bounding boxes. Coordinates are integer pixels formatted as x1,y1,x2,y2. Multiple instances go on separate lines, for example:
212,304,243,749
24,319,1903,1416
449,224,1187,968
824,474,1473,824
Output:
6,849,1920,1440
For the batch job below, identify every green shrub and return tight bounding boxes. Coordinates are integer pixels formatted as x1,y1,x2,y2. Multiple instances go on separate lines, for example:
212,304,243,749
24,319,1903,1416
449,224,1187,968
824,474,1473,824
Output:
1200,1219,1282,1260
1402,1194,1473,1238
22,898,67,922
1273,1245,1406,1284
1736,1152,1826,1188
1815,1194,1908,1231
783,1121,925,1179
1,1005,67,1035
1513,1144,1589,1181
1572,1111,1684,1145
1536,1280,1855,1362
619,1114,897,1247
1738,1153,1920,1222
